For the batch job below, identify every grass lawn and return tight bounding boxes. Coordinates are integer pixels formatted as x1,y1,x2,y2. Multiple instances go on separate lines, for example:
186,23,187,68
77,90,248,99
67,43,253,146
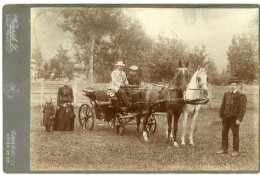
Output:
30,107,259,172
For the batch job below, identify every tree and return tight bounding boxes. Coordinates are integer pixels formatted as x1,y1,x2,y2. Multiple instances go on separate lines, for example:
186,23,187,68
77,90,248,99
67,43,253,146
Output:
31,48,44,80
212,66,231,85
227,33,258,83
143,36,188,83
59,8,124,82
187,45,208,73
187,45,220,84
43,61,50,80
205,59,221,85
93,14,153,82
59,8,153,83
49,46,74,80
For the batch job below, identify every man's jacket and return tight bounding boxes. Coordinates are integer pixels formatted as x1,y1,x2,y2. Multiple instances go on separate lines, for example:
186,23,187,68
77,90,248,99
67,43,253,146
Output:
219,91,247,122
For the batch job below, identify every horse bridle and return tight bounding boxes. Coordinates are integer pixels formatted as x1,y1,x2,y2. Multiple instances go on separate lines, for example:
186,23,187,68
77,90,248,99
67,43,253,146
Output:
187,72,208,91
164,67,190,99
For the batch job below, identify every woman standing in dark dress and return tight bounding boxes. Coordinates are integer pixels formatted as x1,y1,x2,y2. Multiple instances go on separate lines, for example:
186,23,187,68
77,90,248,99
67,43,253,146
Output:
53,78,75,131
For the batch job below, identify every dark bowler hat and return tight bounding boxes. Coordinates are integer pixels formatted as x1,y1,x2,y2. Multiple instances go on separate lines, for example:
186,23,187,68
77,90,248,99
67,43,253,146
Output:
228,77,239,84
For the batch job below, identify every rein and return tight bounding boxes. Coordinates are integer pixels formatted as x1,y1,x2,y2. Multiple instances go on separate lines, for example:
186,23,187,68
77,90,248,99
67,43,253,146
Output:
188,88,203,90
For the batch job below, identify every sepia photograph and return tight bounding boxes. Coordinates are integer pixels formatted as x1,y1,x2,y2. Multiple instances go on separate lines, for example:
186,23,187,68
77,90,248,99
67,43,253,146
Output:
30,6,259,172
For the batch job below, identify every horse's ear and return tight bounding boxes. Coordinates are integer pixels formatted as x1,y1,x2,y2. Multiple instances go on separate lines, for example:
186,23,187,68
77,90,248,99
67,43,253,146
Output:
197,65,201,71
204,66,208,72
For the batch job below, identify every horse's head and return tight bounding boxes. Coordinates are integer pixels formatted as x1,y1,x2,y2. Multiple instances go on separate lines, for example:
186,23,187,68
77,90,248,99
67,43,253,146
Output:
196,66,209,96
175,60,189,92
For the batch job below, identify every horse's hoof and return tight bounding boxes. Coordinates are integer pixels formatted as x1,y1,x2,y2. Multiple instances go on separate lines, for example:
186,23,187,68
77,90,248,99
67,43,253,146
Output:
181,143,186,146
166,138,170,143
144,138,149,143
173,142,179,147
189,143,195,146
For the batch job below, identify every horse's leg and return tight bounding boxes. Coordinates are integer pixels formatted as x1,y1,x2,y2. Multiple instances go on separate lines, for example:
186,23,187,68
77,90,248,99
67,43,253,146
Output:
181,110,189,145
142,113,149,142
173,112,181,147
166,111,173,142
136,115,141,137
189,106,200,146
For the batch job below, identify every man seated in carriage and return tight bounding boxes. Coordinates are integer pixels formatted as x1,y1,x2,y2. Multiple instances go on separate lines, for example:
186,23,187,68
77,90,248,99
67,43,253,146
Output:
127,65,140,87
111,61,131,107
127,65,141,104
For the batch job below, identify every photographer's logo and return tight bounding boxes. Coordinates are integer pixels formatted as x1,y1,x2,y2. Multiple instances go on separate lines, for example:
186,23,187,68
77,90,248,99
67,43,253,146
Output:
6,14,18,53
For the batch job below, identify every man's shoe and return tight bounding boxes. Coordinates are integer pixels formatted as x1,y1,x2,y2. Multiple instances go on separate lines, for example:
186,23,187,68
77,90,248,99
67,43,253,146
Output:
216,149,228,154
231,151,238,156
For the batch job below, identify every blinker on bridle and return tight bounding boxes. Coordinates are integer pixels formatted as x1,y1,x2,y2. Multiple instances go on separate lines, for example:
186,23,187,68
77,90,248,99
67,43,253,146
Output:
188,72,208,91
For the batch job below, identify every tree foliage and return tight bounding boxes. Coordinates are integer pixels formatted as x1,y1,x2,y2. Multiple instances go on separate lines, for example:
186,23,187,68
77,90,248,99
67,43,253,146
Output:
31,48,44,80
59,8,153,82
187,45,219,84
47,46,74,80
227,33,258,83
143,36,188,83
34,9,224,84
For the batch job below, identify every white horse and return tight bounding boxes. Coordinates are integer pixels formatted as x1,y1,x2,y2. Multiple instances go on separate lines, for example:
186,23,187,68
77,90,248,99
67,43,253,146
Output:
180,66,208,146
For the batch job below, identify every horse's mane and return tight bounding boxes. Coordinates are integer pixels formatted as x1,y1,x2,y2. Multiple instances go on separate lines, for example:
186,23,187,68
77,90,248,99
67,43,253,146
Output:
190,70,199,83
188,68,207,88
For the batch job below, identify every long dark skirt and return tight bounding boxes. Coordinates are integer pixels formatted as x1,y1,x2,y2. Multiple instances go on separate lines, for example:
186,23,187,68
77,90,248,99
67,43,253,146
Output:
53,106,75,131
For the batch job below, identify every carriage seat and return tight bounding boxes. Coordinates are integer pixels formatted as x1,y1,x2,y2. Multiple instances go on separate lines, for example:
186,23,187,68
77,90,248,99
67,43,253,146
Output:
82,88,110,102
82,88,95,100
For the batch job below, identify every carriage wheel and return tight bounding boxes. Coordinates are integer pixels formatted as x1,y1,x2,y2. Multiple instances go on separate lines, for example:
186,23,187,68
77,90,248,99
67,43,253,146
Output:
114,113,125,135
78,104,95,130
146,114,157,134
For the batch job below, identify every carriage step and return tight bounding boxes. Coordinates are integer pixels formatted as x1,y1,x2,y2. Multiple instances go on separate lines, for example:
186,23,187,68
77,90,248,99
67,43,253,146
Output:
96,102,110,106
122,112,139,119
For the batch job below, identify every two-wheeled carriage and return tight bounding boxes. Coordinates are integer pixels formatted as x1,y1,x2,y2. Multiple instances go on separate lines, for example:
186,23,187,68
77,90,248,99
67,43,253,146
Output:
78,85,157,135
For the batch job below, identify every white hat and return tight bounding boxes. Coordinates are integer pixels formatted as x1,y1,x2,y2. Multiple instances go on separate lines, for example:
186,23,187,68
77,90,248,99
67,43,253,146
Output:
130,65,138,71
115,61,125,66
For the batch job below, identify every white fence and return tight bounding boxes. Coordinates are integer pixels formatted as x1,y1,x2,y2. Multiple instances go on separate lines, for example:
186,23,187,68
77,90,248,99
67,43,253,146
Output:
31,80,259,109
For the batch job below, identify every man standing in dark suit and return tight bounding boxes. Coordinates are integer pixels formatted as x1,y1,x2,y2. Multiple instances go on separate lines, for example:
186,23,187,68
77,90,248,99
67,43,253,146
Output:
217,77,247,156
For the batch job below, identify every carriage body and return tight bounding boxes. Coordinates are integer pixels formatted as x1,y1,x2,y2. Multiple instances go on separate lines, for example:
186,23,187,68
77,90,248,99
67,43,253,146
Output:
78,86,157,135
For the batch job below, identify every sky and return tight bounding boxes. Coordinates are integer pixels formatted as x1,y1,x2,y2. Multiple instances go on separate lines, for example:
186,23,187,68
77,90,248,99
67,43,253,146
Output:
133,8,258,71
31,7,259,72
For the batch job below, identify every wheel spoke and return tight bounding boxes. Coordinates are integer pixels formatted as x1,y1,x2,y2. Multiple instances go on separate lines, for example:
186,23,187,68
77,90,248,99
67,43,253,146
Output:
86,108,91,116
78,104,95,130
84,121,87,129
82,120,86,129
